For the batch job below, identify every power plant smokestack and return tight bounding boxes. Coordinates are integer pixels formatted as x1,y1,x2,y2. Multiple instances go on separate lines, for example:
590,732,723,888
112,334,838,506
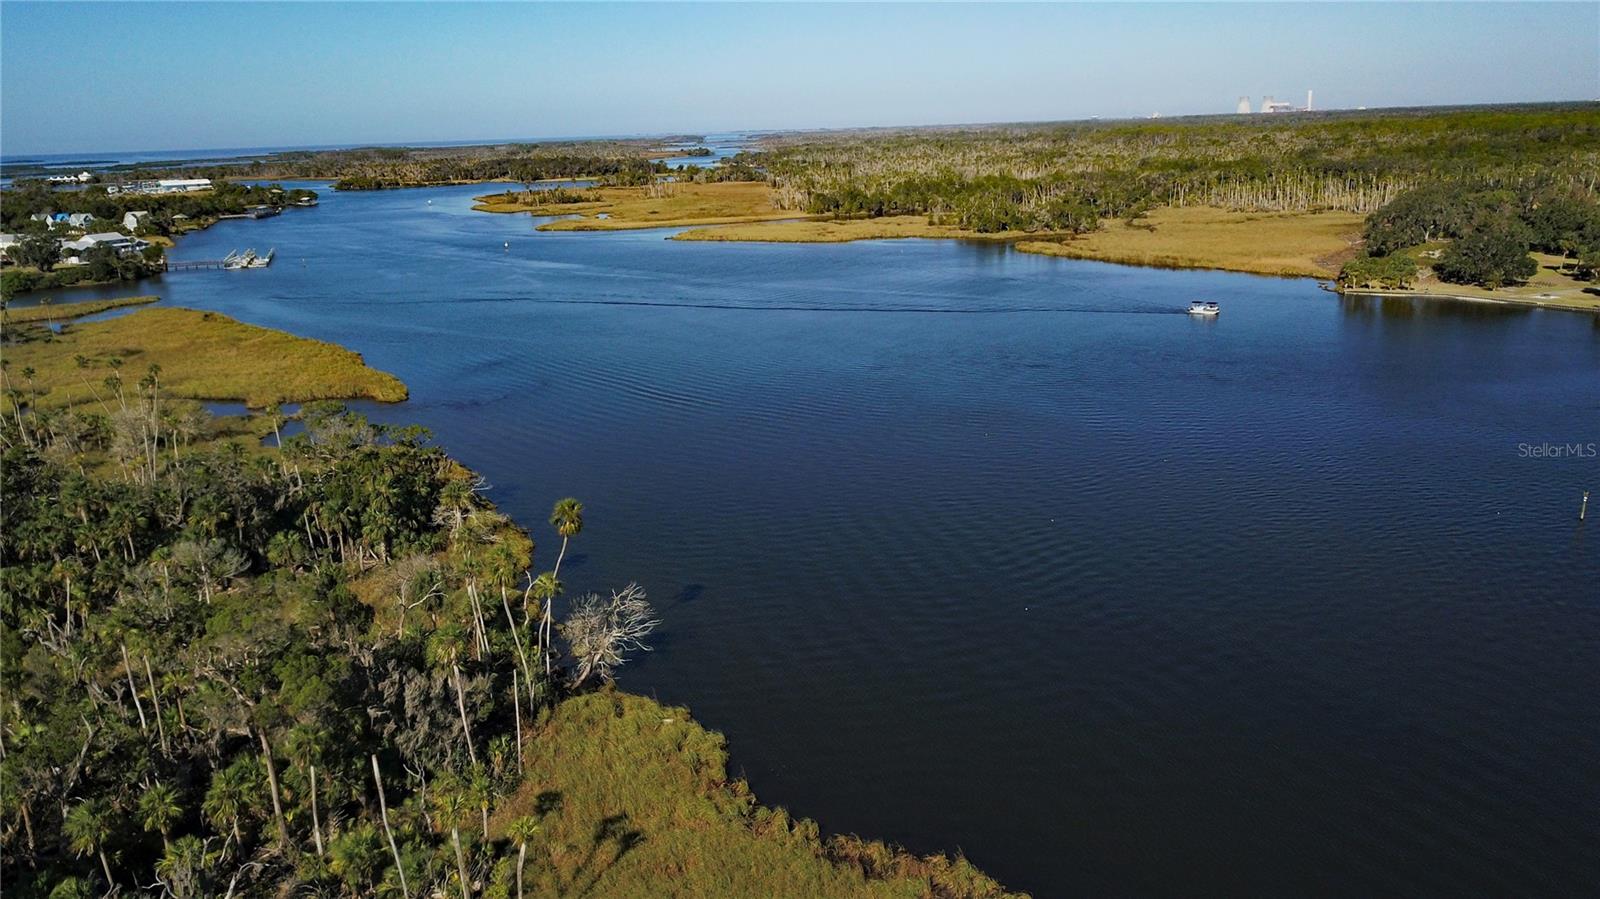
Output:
1306,89,1313,111
1237,96,1252,114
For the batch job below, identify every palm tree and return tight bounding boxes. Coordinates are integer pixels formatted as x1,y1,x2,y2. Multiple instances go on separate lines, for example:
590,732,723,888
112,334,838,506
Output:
431,785,473,899
543,497,582,679
203,761,254,848
63,797,115,887
506,815,541,899
139,782,182,851
428,625,479,767
468,765,492,842
548,498,583,580
156,835,214,899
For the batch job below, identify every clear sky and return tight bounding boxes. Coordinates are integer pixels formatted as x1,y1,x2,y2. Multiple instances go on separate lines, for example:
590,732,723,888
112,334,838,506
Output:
2,1,1596,155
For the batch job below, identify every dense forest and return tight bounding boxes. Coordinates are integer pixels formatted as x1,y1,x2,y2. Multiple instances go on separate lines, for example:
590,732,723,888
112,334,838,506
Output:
750,104,1600,235
0,366,669,896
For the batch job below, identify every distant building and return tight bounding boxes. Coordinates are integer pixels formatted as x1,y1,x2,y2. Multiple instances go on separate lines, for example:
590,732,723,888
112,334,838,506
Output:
65,213,97,228
0,234,19,259
1237,96,1252,114
29,213,53,225
1260,96,1296,113
110,178,214,196
157,178,212,193
123,210,152,231
46,171,93,184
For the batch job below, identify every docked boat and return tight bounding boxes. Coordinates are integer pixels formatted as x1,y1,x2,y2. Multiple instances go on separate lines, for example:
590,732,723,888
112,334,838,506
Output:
1188,300,1220,316
224,249,257,270
246,248,274,268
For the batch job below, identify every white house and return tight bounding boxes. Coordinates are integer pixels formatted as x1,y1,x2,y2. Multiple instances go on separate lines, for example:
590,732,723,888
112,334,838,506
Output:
123,210,152,231
65,212,97,229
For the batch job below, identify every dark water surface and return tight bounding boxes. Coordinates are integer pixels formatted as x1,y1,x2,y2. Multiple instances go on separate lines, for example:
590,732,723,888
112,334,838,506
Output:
53,183,1600,897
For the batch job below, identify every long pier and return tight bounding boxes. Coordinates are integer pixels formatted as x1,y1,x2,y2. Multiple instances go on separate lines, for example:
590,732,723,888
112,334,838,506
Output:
165,258,229,271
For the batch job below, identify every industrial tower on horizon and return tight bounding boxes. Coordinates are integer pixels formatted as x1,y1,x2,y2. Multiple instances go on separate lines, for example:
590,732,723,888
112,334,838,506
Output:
1239,90,1314,113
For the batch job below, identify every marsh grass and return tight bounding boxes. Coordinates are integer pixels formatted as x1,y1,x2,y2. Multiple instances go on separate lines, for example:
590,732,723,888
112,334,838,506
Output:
3,306,407,411
1,295,160,325
1015,207,1366,278
488,690,1026,899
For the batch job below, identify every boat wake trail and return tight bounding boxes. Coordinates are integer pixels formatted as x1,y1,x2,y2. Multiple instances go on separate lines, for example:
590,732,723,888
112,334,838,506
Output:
504,297,1186,315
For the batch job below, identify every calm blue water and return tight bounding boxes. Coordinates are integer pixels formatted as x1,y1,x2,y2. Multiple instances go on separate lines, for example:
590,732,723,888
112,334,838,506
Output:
43,183,1600,897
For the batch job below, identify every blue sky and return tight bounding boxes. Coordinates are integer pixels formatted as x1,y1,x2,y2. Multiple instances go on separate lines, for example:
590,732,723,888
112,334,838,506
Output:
2,2,1596,155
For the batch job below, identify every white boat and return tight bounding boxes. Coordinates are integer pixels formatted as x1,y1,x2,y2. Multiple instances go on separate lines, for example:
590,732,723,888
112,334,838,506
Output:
224,249,257,270
1188,300,1220,316
245,248,274,268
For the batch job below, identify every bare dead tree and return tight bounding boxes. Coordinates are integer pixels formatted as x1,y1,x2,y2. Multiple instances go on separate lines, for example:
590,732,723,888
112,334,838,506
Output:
559,583,659,689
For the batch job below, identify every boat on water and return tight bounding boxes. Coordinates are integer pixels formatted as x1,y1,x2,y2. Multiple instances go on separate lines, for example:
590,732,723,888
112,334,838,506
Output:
246,248,274,268
1188,300,1220,316
224,249,257,270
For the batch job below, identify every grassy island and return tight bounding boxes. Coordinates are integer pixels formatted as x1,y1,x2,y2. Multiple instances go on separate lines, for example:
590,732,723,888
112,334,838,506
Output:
475,181,801,231
1,294,160,325
2,306,407,410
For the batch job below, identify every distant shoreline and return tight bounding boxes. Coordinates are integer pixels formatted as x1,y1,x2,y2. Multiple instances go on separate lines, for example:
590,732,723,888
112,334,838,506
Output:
1336,286,1599,315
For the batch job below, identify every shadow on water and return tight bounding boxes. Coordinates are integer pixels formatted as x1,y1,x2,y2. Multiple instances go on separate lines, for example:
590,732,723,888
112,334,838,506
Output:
1340,292,1534,320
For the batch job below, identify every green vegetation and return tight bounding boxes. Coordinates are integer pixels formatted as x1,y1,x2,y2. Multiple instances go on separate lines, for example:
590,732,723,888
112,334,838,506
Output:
1,311,1021,897
2,307,406,411
1,295,159,325
2,247,165,300
0,181,317,238
755,104,1600,230
1336,253,1419,290
1341,169,1600,295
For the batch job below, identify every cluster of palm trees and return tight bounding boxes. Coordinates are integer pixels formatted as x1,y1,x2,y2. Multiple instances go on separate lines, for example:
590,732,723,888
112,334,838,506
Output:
2,399,655,897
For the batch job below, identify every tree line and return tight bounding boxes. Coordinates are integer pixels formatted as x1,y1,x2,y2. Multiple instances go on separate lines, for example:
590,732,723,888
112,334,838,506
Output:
1,374,659,897
0,182,317,236
1340,176,1600,289
751,104,1600,235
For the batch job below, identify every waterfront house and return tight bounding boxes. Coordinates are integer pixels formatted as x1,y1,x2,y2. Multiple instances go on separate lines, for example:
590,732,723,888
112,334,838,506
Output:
123,210,152,231
29,213,52,225
62,232,150,256
65,213,96,229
